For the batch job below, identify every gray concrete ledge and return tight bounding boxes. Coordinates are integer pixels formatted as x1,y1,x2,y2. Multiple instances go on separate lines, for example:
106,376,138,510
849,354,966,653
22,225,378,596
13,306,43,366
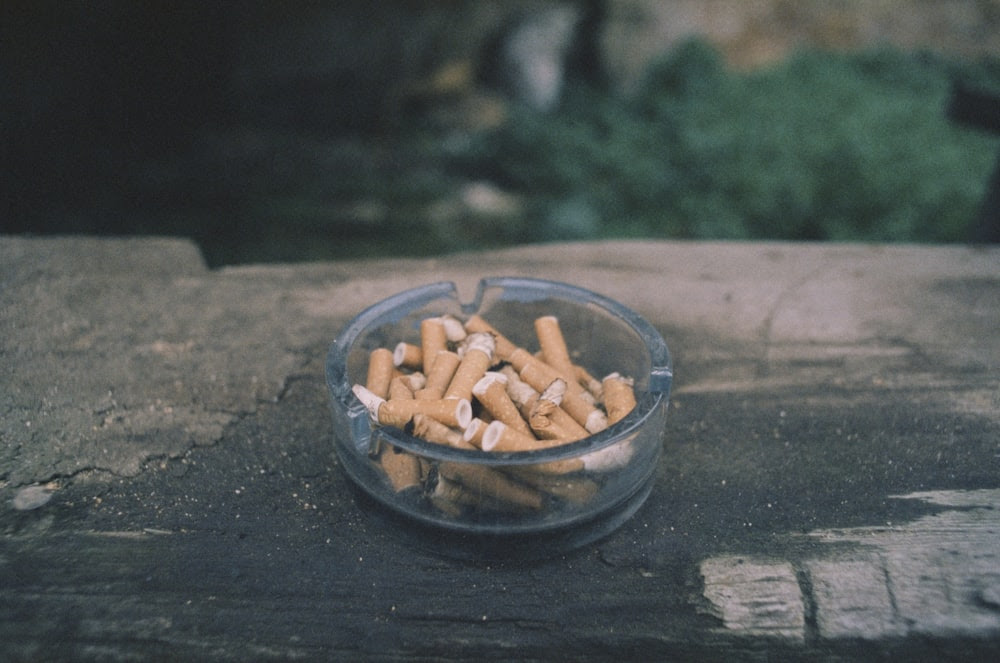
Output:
2,236,999,659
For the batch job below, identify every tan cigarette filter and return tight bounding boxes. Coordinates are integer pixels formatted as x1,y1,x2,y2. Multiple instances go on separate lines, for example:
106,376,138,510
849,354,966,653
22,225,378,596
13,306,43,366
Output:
412,413,476,449
473,373,534,437
428,476,466,517
415,350,461,400
602,373,637,424
534,316,576,382
378,447,422,492
420,317,448,375
393,341,422,370
389,375,413,400
438,461,543,510
442,332,494,401
463,314,518,361
364,348,395,399
378,397,473,429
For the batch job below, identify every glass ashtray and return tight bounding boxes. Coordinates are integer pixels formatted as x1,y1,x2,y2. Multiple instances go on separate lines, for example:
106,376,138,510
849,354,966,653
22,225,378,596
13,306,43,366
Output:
325,277,672,559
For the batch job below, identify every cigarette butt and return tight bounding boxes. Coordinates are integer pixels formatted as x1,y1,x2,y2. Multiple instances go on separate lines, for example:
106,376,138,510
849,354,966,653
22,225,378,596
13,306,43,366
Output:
602,373,637,424
364,348,395,399
534,316,576,382
442,332,494,401
472,373,534,437
378,446,422,492
415,350,461,400
438,461,543,510
352,384,387,423
420,317,448,375
506,347,538,373
463,417,489,447
528,439,635,475
537,377,567,406
579,439,635,471
412,413,476,450
500,366,540,417
428,475,472,516
389,373,425,400
440,314,468,343
582,408,608,434
529,397,589,442
503,468,600,504
393,341,422,370
480,420,568,453
515,351,607,433
378,397,473,429
463,314,518,361
576,365,604,401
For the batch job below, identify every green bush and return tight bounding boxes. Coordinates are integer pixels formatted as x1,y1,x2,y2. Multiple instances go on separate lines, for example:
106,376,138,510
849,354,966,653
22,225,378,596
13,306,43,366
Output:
454,38,1000,243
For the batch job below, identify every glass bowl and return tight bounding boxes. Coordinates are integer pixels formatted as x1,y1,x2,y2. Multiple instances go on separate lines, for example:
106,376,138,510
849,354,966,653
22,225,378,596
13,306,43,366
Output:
325,277,672,559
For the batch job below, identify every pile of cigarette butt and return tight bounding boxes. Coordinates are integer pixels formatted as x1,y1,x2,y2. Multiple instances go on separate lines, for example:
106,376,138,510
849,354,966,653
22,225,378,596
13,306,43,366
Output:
351,313,638,516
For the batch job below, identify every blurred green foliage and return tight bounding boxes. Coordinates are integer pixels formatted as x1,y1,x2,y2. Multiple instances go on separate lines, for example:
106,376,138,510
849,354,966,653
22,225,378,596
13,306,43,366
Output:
451,38,1000,244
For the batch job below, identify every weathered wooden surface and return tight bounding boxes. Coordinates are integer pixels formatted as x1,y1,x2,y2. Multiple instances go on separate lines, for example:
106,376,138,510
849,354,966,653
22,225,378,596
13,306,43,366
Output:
2,237,999,661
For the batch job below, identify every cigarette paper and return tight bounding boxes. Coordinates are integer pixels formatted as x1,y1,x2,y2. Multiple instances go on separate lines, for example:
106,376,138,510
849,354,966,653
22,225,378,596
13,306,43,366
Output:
438,461,543,510
364,348,396,399
602,372,637,425
534,316,576,382
412,413,475,449
415,350,460,400
420,317,448,374
472,372,534,437
378,446,422,492
443,332,494,401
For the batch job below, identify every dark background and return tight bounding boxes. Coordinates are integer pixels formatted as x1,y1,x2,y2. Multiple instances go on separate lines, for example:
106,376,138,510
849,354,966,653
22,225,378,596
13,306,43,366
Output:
3,1,999,265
